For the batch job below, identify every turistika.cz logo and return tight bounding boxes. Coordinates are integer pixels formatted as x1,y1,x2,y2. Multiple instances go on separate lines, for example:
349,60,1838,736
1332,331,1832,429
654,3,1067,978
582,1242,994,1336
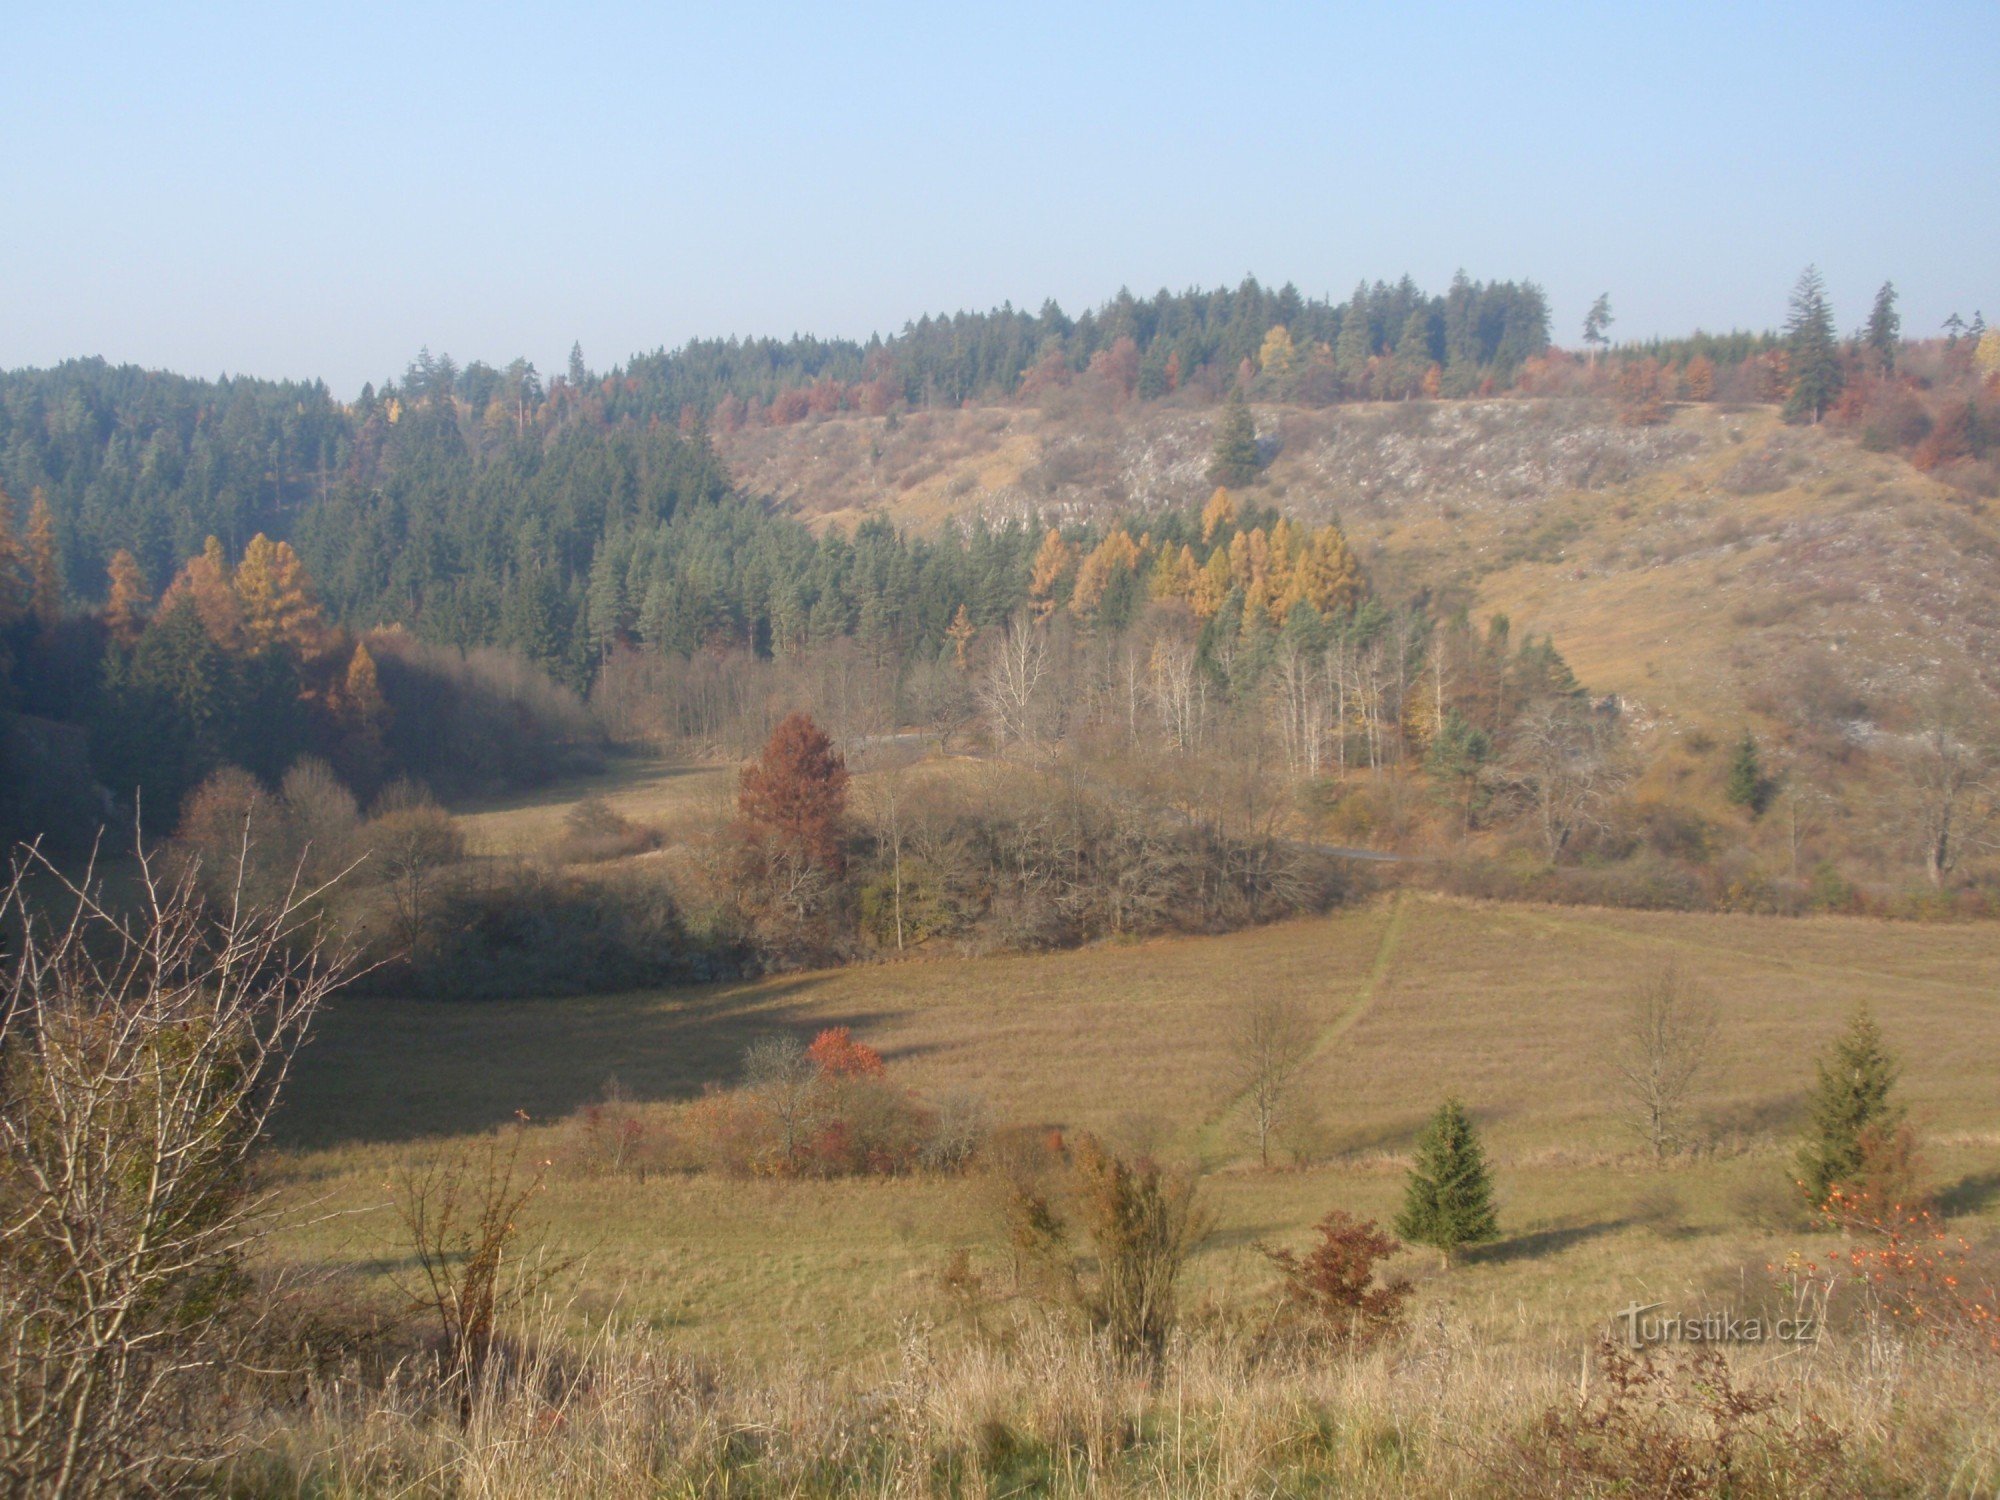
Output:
1614,1302,1818,1348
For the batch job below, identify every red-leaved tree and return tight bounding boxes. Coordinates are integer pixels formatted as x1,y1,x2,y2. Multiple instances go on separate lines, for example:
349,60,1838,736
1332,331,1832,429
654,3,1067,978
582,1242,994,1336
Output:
808,1026,884,1077
738,711,851,872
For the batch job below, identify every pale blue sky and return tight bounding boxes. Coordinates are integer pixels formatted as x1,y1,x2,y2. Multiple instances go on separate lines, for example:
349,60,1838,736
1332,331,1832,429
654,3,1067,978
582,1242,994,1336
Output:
5,2,1994,396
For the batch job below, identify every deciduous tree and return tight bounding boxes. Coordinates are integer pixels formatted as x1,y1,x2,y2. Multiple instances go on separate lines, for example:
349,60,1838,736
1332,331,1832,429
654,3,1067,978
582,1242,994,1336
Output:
738,711,851,871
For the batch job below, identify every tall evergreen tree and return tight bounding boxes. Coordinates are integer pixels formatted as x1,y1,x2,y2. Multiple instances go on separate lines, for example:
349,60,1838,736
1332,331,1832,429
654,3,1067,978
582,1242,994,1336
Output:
1725,730,1769,814
1208,390,1260,487
1582,293,1614,364
1782,265,1844,424
1863,281,1901,374
1797,1006,1904,1207
1395,1096,1499,1267
1334,281,1375,381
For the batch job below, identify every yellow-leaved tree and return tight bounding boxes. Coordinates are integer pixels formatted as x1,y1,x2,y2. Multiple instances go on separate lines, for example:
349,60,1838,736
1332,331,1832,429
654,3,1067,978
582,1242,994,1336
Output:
1258,324,1296,379
25,491,63,625
1028,527,1076,621
104,549,150,646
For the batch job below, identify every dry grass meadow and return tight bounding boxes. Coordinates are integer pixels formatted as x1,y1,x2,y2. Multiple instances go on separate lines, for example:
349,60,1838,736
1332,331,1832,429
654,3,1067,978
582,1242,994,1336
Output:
227,762,2000,1494
272,888,2000,1357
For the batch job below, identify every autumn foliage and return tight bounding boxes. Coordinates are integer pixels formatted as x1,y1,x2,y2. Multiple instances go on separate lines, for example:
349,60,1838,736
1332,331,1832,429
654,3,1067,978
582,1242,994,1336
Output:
737,711,850,871
1262,1210,1413,1349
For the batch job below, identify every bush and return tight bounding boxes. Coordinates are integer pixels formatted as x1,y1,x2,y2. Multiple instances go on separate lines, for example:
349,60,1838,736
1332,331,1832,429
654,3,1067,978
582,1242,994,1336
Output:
1261,1211,1412,1351
1499,1337,1851,1497
1003,1135,1213,1376
396,865,721,1000
552,797,663,863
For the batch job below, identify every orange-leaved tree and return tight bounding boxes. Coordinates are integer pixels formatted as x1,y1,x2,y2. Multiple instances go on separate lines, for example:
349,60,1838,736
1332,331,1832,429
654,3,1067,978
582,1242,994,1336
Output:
807,1026,884,1077
738,711,850,872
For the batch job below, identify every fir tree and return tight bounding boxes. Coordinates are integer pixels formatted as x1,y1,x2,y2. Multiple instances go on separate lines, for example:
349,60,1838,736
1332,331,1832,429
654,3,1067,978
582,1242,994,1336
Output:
1209,390,1260,487
1335,280,1374,380
1725,730,1770,814
1782,265,1844,424
1395,1096,1499,1267
1863,281,1900,374
1798,1005,1904,1207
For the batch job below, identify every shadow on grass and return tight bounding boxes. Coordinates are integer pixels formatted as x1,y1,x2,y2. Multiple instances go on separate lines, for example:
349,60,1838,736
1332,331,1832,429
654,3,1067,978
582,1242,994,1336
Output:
1474,1218,1630,1265
1937,1170,2000,1220
274,976,917,1151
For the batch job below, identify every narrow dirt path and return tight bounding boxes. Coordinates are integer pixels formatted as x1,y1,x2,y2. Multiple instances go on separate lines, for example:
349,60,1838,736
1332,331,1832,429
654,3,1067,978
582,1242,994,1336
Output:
1197,890,1412,1168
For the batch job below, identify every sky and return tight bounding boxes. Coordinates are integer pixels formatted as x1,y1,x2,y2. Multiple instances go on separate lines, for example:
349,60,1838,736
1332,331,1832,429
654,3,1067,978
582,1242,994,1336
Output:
5,1,1996,398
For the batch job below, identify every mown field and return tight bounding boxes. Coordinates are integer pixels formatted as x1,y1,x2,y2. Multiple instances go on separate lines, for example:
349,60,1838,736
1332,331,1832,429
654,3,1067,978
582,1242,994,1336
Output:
270,869,2000,1368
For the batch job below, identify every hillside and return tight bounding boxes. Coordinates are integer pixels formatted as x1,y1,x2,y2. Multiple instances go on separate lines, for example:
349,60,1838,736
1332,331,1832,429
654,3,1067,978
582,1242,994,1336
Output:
720,396,2000,861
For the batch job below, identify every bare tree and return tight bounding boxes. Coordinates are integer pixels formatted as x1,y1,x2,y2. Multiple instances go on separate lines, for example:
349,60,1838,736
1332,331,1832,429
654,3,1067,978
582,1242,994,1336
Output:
394,1127,568,1426
1503,698,1634,862
1146,627,1207,755
0,837,349,1497
1889,691,1996,887
1615,962,1719,1164
743,1035,824,1165
368,797,465,955
1227,995,1317,1168
979,615,1053,752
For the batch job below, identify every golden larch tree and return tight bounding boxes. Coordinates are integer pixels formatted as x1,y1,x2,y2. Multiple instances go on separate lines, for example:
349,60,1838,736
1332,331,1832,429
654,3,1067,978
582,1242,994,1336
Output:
945,604,976,668
104,550,150,645
0,487,28,627
1290,526,1363,616
162,537,247,651
1070,530,1142,620
1200,486,1237,543
26,490,62,625
1028,527,1076,622
1192,548,1232,620
1258,324,1296,379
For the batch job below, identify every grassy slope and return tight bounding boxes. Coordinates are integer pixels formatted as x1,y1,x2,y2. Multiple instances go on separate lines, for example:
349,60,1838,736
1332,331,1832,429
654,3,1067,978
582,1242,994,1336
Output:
720,396,2000,856
272,888,2000,1364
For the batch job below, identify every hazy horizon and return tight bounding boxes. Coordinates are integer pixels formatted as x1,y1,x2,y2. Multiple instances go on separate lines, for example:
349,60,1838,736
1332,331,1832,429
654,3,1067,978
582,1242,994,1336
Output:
6,1,1996,398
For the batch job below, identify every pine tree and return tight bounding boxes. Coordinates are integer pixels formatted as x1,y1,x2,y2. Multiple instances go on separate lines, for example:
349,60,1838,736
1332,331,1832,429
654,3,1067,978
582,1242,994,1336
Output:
1582,293,1614,365
1335,280,1374,380
1797,1006,1904,1207
1725,730,1769,814
1782,265,1844,424
1863,281,1900,374
1394,310,1434,397
1395,1096,1499,1267
1208,391,1260,487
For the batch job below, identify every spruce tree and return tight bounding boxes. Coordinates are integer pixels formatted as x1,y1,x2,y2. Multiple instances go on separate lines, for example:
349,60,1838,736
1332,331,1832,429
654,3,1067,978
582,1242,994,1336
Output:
1725,730,1769,814
1209,390,1260,487
1396,1096,1499,1267
1797,1005,1904,1208
1863,281,1900,374
1782,265,1844,424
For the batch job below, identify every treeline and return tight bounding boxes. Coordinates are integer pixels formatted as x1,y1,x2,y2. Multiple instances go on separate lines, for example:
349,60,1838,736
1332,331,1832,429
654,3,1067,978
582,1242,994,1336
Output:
0,274,1549,603
0,520,598,847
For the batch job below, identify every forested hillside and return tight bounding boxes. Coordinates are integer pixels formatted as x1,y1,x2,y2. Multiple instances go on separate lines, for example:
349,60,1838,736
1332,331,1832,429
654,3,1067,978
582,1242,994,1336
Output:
3,272,1997,907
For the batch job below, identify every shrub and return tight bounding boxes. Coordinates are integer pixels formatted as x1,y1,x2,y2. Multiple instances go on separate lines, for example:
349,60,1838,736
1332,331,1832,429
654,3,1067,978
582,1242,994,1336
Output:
1261,1211,1412,1350
1003,1135,1213,1376
1500,1337,1851,1496
552,797,662,864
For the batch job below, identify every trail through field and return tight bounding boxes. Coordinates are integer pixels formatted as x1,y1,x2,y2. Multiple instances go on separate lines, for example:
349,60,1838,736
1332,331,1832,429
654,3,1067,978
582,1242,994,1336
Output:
1196,891,1410,1168
1308,888,1411,1062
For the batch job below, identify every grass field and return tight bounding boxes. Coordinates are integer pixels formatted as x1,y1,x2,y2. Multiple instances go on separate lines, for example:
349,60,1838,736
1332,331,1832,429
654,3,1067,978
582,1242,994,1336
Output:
270,888,2000,1367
